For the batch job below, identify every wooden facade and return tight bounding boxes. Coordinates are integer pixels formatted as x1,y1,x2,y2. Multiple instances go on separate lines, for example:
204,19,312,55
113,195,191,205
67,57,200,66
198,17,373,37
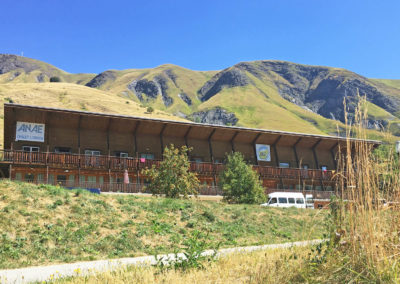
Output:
0,103,381,198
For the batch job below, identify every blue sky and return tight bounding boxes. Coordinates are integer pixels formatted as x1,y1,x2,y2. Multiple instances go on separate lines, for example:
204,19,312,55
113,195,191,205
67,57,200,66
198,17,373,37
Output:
1,0,399,78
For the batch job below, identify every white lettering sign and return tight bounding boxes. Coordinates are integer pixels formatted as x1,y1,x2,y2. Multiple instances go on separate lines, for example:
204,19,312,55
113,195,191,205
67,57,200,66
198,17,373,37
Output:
16,122,45,142
256,144,271,161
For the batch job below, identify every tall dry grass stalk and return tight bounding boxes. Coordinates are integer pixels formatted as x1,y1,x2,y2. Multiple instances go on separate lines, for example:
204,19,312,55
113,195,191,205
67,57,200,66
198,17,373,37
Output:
333,96,400,280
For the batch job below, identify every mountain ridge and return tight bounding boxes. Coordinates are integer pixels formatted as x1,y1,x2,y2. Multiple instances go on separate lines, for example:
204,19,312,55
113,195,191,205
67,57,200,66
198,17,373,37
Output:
0,54,399,141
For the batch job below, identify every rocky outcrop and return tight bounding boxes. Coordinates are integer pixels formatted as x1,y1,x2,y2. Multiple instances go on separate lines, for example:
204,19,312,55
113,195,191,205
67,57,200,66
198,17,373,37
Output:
0,54,39,74
198,67,250,101
127,76,173,107
36,73,45,82
188,107,238,126
233,61,400,124
154,75,173,107
178,93,192,106
86,71,116,88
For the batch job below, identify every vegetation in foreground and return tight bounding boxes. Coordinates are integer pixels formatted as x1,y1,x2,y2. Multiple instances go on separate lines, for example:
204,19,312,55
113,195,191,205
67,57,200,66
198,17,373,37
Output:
0,180,325,269
50,247,309,284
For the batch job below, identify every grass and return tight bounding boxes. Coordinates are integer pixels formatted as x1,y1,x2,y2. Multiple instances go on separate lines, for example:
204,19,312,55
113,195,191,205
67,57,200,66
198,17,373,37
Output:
0,180,326,269
50,246,310,284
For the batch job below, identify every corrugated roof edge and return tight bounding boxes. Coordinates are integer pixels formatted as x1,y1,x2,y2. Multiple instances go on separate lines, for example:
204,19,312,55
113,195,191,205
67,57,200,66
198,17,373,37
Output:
4,103,382,145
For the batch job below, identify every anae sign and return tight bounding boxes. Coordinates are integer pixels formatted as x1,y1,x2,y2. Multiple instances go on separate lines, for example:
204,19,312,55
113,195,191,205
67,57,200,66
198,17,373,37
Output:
16,122,45,142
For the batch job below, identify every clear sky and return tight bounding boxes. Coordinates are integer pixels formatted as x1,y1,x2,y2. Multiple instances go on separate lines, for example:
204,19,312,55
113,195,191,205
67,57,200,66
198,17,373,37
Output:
1,0,399,78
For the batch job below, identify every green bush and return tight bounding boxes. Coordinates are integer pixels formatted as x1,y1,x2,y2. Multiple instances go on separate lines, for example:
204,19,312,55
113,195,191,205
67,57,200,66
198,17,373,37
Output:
142,145,199,198
147,106,154,113
220,152,266,204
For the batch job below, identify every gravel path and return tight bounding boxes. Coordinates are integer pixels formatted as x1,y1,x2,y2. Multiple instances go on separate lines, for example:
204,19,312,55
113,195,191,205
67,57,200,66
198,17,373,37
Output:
0,239,325,284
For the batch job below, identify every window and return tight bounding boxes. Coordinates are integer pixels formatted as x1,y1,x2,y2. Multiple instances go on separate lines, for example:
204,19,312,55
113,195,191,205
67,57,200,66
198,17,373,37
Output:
295,184,302,190
87,176,96,183
115,152,129,158
305,185,313,191
37,174,44,183
321,165,328,171
140,153,154,160
278,197,288,204
22,146,40,152
25,173,34,182
68,175,75,186
288,198,295,204
296,198,305,204
15,172,22,181
325,185,333,191
315,186,322,191
302,164,309,169
79,175,85,185
85,150,101,156
214,158,223,164
48,174,55,184
57,175,67,185
55,147,71,153
279,162,290,168
99,176,104,184
269,197,277,204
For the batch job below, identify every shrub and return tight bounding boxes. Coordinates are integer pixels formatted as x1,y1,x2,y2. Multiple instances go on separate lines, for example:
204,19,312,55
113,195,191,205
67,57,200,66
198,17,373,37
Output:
220,152,266,204
147,106,154,113
49,76,61,82
142,145,199,198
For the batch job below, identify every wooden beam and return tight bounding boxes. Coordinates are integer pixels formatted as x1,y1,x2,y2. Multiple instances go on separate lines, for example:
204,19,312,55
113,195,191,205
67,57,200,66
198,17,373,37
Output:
183,126,192,148
312,139,322,169
106,118,112,154
272,135,282,167
133,121,140,155
160,124,167,155
293,137,302,168
208,129,216,163
330,142,339,170
77,115,82,153
230,131,239,152
252,133,262,165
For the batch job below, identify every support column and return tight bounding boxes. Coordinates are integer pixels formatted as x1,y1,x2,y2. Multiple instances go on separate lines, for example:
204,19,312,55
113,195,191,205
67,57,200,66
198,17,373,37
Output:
230,131,239,152
252,133,262,165
133,121,140,155
293,137,302,191
293,137,302,168
312,139,324,190
184,126,192,160
272,135,282,167
77,115,82,184
208,129,216,163
330,142,339,170
160,124,167,156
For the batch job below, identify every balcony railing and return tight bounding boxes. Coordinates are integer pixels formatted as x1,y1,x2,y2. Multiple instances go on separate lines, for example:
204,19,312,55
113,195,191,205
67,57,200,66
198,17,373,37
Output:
0,150,334,181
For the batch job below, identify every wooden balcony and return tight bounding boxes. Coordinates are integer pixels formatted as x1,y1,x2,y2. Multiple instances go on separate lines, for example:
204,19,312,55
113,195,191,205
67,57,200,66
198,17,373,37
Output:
0,150,334,181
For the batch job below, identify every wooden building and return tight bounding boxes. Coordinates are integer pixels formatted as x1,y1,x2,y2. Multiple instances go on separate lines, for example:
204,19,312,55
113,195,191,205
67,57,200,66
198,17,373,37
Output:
0,103,381,200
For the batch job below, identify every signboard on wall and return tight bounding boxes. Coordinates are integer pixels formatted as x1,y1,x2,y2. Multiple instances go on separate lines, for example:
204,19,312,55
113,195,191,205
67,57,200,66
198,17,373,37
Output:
15,122,45,142
256,144,271,161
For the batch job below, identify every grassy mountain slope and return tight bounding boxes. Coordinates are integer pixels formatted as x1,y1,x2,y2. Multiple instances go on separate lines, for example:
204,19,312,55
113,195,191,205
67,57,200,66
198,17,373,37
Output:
1,54,399,142
0,82,186,147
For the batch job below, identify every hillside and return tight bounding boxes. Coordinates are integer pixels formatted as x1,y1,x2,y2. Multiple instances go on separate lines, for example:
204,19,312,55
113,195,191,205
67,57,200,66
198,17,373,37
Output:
0,54,399,142
0,82,186,147
0,181,325,269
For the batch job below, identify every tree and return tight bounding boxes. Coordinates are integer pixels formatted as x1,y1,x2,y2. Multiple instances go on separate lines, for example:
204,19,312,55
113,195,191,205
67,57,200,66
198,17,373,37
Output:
49,76,61,82
220,152,266,204
147,106,154,113
142,145,199,198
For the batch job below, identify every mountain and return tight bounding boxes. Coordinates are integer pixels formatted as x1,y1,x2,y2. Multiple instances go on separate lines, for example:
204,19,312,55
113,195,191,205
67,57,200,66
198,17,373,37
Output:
0,54,399,143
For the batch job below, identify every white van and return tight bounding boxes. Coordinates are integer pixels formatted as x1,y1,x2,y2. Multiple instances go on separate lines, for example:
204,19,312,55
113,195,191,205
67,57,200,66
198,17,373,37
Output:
261,192,306,208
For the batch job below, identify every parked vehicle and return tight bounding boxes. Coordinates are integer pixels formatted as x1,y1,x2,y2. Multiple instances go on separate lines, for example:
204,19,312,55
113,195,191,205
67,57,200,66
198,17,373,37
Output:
261,192,306,208
305,194,314,209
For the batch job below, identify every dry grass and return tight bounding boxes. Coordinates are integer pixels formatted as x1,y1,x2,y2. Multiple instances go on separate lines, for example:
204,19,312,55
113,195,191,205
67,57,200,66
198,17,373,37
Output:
52,247,307,284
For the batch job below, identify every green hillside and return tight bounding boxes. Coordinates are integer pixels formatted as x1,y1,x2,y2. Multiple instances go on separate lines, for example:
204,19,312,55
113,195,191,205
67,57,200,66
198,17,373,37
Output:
0,181,326,269
1,54,399,142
